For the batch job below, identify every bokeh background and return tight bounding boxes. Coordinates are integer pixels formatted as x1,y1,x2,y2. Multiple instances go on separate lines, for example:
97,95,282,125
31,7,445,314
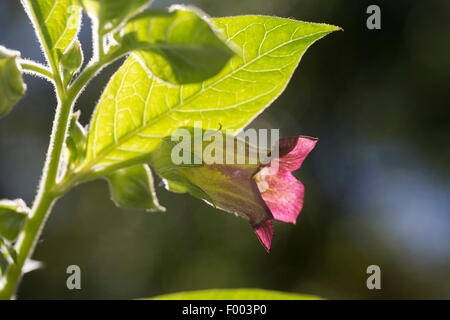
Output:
1,0,449,299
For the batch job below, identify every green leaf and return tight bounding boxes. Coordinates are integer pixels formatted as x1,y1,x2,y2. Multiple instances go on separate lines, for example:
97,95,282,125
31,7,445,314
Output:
81,16,339,176
149,289,321,300
23,0,81,67
120,5,235,84
79,0,152,35
0,46,26,118
106,164,165,211
0,199,29,241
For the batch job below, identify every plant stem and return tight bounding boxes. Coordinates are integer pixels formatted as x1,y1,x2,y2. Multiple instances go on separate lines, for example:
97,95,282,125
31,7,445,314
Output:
0,192,55,299
0,2,127,296
0,93,74,299
0,1,73,298
0,45,126,299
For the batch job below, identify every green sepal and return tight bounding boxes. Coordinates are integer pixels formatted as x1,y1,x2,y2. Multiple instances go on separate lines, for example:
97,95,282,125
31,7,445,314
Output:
106,164,165,212
148,129,271,225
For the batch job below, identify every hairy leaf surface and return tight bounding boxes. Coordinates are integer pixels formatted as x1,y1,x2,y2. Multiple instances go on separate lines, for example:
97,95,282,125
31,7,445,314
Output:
22,0,81,66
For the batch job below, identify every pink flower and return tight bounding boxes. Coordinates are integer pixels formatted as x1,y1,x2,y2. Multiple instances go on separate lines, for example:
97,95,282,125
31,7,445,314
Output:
151,133,317,251
252,136,318,251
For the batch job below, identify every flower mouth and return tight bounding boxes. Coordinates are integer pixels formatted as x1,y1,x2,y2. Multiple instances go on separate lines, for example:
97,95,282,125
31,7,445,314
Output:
253,167,272,193
251,136,318,250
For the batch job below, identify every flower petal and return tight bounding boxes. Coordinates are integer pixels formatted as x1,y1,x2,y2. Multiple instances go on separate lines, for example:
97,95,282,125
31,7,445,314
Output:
273,136,318,172
260,171,305,223
253,220,273,251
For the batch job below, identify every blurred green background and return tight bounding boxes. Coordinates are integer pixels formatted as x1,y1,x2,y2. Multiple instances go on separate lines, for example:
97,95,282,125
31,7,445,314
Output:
1,0,449,299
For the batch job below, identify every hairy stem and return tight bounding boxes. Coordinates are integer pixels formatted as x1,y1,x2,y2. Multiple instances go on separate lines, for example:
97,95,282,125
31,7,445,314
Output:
0,90,76,299
0,193,55,299
0,2,73,299
0,47,127,300
0,2,129,297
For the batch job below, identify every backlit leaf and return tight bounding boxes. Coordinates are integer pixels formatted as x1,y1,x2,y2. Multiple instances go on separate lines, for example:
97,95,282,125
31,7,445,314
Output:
81,16,339,176
22,0,81,66
150,289,321,300
120,5,235,84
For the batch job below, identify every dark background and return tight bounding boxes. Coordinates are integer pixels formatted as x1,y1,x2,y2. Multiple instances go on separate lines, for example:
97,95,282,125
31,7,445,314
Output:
0,0,449,299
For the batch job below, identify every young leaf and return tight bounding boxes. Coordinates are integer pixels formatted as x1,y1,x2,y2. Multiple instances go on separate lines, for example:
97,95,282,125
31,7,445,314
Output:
66,110,87,168
106,164,165,212
0,46,26,118
150,289,321,300
81,16,339,176
0,199,29,242
61,40,83,86
79,0,152,35
120,5,235,84
22,0,81,67
60,40,83,73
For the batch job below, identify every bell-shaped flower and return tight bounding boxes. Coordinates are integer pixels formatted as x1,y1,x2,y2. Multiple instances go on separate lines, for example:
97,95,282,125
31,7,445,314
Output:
149,129,317,251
